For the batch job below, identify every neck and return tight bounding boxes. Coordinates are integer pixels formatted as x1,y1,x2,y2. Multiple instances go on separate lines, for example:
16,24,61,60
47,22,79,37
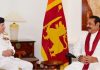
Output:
91,29,99,34
91,31,98,34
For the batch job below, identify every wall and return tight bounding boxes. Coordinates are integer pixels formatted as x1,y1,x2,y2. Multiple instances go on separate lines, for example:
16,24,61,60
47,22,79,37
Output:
63,0,82,44
0,0,82,61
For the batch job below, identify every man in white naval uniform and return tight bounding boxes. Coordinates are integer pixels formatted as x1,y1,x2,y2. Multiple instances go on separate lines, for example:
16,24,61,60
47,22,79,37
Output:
0,17,33,70
64,16,100,70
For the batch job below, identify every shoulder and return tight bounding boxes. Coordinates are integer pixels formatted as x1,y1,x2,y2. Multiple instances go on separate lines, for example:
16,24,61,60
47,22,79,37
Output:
80,31,88,40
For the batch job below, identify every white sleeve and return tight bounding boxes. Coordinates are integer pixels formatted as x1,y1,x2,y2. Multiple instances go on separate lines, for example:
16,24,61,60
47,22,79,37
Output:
0,34,15,56
0,43,5,56
0,41,15,56
73,31,88,57
97,57,100,62
0,49,3,56
73,39,83,57
7,41,15,55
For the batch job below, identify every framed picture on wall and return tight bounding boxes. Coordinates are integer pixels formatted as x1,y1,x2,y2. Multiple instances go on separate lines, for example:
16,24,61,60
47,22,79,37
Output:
82,0,92,30
82,0,100,30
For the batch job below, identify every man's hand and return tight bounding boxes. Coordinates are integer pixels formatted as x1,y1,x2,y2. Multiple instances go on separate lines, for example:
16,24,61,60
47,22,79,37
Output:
2,49,13,57
78,55,98,64
85,55,98,63
78,55,88,63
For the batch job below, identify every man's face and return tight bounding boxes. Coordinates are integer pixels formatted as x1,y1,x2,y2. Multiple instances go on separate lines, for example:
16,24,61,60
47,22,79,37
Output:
87,18,99,33
0,23,5,33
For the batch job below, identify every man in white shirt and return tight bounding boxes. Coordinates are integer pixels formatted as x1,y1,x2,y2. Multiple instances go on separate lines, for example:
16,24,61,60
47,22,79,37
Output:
0,17,33,70
64,16,100,70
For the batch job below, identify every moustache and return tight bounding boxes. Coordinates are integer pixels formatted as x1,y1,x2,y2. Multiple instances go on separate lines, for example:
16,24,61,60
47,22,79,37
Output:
87,27,91,29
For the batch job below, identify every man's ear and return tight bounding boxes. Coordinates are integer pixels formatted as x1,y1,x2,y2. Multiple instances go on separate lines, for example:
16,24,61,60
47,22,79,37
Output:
96,22,100,27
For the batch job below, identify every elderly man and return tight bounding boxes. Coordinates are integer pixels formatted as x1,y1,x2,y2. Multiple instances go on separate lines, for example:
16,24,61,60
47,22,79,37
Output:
0,17,33,70
65,16,100,70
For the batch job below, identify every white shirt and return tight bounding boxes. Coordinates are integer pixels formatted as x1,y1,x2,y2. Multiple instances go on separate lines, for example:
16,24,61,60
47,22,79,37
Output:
73,31,100,62
89,31,98,51
0,33,15,57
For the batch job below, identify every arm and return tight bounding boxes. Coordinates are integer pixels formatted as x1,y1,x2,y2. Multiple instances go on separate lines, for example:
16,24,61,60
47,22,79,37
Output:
2,40,15,57
7,40,15,55
73,39,83,57
73,31,88,60
0,47,4,56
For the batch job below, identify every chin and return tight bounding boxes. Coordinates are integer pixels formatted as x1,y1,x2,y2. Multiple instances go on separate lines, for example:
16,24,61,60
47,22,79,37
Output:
88,30,92,33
